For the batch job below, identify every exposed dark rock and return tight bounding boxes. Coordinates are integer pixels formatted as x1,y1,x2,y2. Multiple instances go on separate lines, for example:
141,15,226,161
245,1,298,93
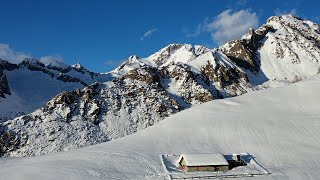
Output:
56,74,88,86
123,67,161,85
201,60,249,89
47,66,71,73
0,60,19,98
0,59,19,71
221,26,276,73
0,72,10,98
53,91,79,105
0,127,27,157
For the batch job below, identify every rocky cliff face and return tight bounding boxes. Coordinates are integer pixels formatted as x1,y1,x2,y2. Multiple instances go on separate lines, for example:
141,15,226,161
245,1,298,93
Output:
0,71,11,98
0,60,18,98
1,14,319,157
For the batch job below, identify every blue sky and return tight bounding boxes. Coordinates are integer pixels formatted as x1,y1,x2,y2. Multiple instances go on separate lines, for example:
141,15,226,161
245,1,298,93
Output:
0,0,319,72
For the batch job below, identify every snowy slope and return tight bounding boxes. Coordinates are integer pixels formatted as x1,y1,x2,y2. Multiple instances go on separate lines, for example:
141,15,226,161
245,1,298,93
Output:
0,74,319,180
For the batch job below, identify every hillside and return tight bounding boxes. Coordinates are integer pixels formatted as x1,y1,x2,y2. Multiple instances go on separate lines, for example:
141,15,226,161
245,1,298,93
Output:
0,73,319,180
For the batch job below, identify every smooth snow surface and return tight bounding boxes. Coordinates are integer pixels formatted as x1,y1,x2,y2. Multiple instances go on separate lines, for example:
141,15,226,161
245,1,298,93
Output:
1,75,320,180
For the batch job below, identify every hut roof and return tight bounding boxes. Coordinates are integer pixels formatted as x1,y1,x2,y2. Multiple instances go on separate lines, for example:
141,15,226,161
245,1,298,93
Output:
178,153,229,166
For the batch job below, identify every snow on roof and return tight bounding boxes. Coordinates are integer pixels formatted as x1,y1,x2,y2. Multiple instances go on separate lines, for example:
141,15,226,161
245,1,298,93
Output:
178,153,229,166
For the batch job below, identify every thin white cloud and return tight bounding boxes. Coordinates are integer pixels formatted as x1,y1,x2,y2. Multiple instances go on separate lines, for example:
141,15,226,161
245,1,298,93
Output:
0,43,64,65
207,9,259,45
186,9,259,45
104,59,126,67
237,0,248,6
105,59,118,66
40,55,64,65
140,28,158,41
0,43,30,63
274,8,297,16
185,18,210,37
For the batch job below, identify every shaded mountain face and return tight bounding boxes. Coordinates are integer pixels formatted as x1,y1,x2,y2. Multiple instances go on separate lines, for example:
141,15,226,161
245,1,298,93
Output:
0,60,17,98
0,58,113,121
1,15,319,157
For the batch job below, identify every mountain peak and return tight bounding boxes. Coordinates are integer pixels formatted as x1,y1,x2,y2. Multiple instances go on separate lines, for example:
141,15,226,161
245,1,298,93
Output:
148,43,211,66
72,63,83,69
47,60,69,70
19,58,45,67
128,55,140,63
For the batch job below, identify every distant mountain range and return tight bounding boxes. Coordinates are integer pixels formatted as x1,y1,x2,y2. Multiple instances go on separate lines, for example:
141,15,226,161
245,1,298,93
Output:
0,14,319,157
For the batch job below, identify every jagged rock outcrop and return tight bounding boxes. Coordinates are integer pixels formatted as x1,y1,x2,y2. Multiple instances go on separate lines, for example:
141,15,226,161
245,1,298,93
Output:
0,71,10,98
219,27,269,72
0,128,27,157
0,60,18,98
56,74,88,86
161,63,217,104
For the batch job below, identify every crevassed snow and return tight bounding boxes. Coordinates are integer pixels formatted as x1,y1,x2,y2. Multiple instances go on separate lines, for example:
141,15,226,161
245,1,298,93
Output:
1,75,320,180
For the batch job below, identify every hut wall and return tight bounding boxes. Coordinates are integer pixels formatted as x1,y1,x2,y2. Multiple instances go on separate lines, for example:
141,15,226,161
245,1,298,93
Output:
186,165,229,172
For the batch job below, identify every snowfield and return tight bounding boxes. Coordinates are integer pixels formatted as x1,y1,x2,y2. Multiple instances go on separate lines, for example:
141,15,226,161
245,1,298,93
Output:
1,74,320,180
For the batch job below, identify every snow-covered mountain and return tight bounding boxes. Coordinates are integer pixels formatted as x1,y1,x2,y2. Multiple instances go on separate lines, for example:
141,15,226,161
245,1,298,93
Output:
220,14,320,85
0,58,113,121
0,14,319,157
